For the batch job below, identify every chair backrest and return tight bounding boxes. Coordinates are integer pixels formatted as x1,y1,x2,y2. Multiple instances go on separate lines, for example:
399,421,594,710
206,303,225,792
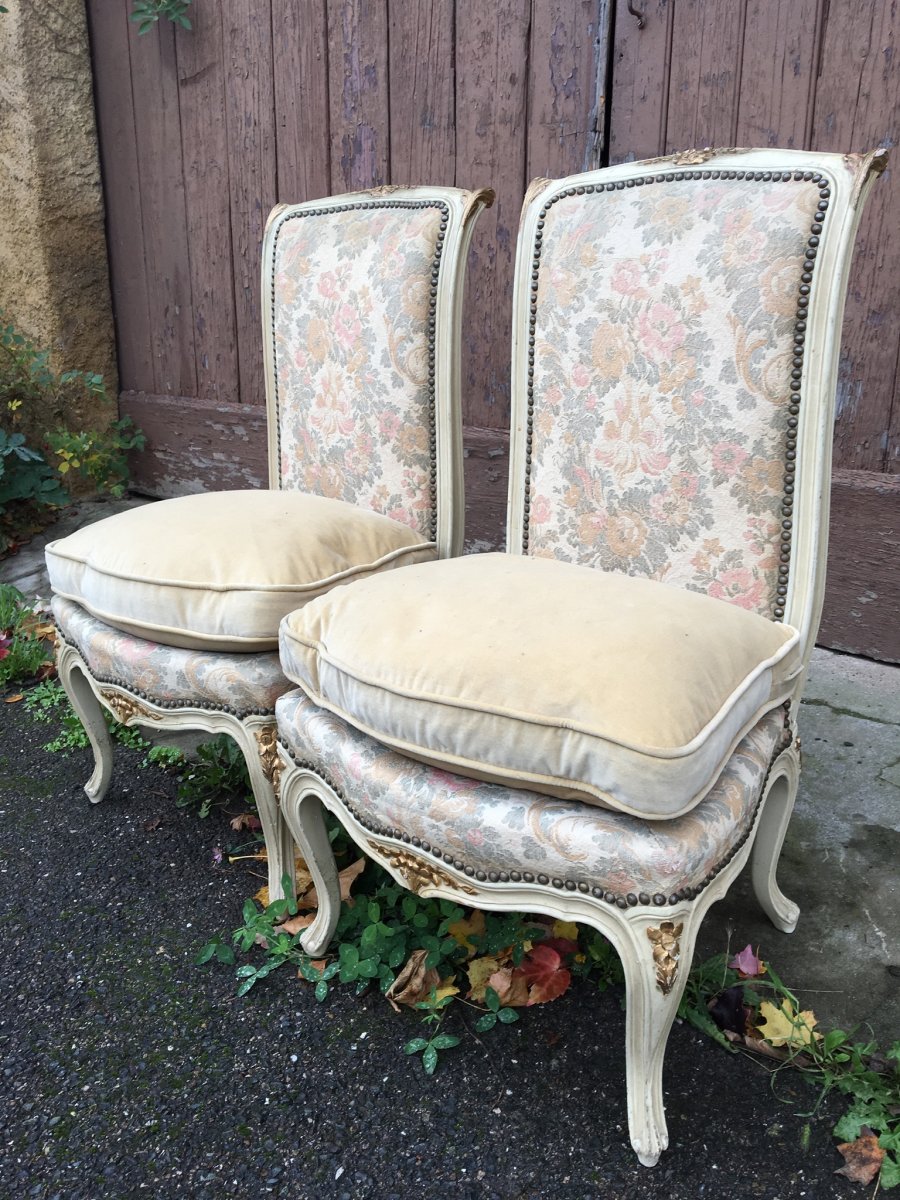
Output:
507,148,885,659
262,186,493,559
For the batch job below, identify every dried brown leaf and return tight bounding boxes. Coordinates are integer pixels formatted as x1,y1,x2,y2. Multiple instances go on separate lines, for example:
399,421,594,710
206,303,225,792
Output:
386,949,439,1012
488,966,530,1008
835,1129,885,1185
276,912,316,936
298,858,366,911
229,812,262,832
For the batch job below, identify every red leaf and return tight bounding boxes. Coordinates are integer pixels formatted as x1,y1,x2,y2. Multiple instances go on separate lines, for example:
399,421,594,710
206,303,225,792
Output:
539,937,579,959
522,944,571,1005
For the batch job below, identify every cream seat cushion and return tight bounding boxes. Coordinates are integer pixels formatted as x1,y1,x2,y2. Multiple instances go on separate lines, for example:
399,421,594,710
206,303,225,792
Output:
46,491,435,652
278,553,802,819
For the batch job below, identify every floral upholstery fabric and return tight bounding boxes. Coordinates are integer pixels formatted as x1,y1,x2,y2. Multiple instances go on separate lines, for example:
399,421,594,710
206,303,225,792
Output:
525,176,821,615
271,202,444,540
53,597,291,715
276,688,788,898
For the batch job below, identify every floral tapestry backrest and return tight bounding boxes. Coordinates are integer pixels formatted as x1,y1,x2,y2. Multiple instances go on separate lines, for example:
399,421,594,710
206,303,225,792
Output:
515,159,834,619
263,191,468,547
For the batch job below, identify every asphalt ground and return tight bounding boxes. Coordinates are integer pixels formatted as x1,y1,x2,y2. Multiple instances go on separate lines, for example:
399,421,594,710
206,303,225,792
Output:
0,695,861,1200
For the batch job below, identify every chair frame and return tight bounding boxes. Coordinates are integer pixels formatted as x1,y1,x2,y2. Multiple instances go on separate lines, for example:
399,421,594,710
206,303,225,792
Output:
55,184,493,903
274,147,885,1164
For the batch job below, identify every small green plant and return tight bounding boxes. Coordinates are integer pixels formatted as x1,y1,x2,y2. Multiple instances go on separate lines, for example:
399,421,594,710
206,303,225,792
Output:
130,0,192,34
0,585,53,687
176,734,252,817
46,419,145,498
1,313,143,551
24,677,152,755
473,984,519,1034
405,989,461,1074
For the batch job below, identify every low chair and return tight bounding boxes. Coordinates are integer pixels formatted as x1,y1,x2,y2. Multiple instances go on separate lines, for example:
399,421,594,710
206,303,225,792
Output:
272,148,886,1163
46,185,492,902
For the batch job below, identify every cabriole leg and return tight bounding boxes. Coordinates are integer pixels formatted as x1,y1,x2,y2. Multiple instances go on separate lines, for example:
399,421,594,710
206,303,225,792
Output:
618,911,698,1167
56,647,114,804
279,774,341,957
238,721,295,906
751,759,800,933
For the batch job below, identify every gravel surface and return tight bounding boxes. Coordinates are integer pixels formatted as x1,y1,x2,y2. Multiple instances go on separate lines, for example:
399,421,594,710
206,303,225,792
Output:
0,698,853,1199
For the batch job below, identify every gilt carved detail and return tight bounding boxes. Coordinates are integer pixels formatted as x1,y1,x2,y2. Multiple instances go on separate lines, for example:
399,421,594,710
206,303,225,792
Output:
375,844,477,897
647,921,684,996
99,689,161,725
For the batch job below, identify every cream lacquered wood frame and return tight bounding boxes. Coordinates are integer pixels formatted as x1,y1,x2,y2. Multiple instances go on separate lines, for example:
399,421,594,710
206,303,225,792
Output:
53,184,493,904
274,148,886,1165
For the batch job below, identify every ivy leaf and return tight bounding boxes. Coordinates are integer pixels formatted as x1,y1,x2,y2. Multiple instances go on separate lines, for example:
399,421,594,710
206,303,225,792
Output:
521,944,572,1006
835,1129,885,1186
431,1034,460,1051
422,1045,439,1075
879,1155,900,1190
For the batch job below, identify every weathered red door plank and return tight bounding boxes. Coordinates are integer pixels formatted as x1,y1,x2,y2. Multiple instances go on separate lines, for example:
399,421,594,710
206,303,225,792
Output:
455,0,531,432
819,470,900,662
389,0,456,186
608,0,674,162
527,0,612,179
120,391,268,496
273,0,331,203
735,0,823,149
84,1,154,393
328,0,390,192
127,16,197,397
665,0,747,152
813,0,899,474
222,0,277,406
176,3,238,404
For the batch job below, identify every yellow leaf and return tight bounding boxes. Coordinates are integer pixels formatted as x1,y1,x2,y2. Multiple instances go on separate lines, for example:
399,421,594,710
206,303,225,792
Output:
757,999,821,1048
465,955,503,1002
447,909,485,954
3,694,24,704
253,885,269,906
552,920,580,941
434,979,459,1003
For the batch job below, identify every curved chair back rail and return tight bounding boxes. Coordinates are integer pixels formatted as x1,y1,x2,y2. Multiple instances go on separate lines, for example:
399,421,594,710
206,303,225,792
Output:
273,147,886,1165
263,186,494,560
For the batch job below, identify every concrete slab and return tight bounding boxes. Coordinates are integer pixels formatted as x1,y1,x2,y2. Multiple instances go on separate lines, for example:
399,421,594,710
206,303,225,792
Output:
697,648,900,1044
0,497,151,601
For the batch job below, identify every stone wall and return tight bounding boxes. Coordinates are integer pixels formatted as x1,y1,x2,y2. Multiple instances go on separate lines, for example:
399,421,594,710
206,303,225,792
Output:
0,0,117,432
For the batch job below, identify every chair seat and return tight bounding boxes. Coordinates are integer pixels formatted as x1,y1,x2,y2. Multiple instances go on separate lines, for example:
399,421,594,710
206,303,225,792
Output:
275,687,789,905
46,490,435,651
53,596,291,717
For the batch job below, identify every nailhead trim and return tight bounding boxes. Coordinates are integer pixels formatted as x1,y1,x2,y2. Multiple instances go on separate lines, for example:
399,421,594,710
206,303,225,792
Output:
521,168,831,622
278,708,791,907
55,627,274,720
270,199,450,544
